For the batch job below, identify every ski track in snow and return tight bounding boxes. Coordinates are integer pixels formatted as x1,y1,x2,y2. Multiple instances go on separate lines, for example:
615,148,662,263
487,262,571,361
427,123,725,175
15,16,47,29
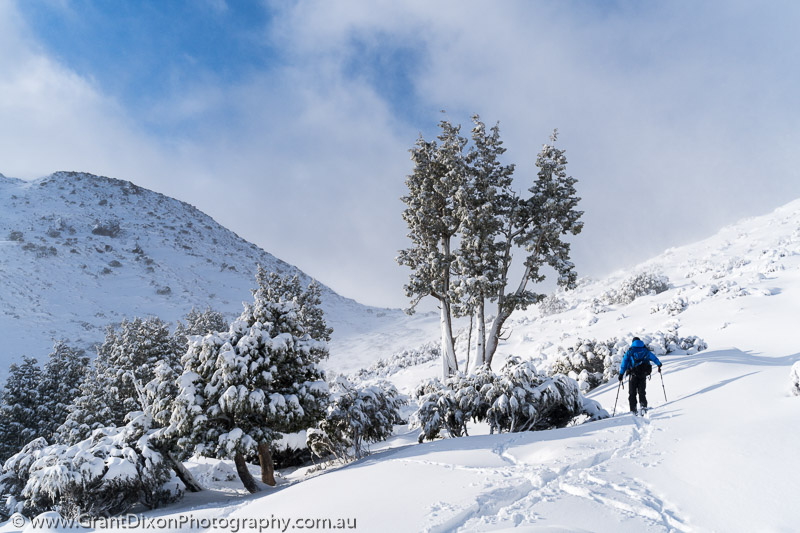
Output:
421,413,694,532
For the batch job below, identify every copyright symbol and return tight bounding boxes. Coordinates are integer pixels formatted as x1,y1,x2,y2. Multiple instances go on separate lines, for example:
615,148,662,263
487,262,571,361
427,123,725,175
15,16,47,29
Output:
11,514,25,528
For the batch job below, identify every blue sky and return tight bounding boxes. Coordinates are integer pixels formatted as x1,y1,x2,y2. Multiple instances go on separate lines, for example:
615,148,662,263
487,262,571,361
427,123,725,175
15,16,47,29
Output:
2,1,800,308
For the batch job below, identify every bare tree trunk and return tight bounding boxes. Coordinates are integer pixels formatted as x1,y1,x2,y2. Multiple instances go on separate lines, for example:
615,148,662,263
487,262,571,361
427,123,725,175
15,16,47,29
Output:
439,237,458,378
485,265,533,367
257,442,277,486
440,298,458,378
165,451,203,492
476,298,486,370
234,452,260,493
465,312,473,373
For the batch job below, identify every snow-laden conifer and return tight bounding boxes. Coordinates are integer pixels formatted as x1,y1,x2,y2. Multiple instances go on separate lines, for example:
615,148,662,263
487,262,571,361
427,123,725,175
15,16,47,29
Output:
173,306,228,346
399,123,583,375
397,120,468,378
452,116,516,370
57,317,181,444
170,271,330,493
0,357,42,463
36,342,89,442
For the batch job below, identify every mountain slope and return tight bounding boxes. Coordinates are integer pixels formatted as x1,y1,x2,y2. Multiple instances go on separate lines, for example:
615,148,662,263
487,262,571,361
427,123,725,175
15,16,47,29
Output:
0,172,438,373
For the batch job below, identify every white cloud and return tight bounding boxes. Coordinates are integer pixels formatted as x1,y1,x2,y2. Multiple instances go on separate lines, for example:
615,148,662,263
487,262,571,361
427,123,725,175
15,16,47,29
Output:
3,0,800,309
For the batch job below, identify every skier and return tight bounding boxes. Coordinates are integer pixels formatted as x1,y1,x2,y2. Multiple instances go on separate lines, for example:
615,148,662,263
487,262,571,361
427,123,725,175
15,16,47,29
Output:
619,337,662,415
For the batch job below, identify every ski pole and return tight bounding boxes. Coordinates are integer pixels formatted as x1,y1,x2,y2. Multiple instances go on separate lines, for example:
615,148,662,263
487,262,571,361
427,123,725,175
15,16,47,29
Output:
612,378,622,416
659,369,667,402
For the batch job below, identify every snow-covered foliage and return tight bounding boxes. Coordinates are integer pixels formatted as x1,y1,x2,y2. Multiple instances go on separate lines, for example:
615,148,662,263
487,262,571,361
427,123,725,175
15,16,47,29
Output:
790,362,800,397
538,294,569,317
174,307,228,345
36,342,89,443
413,365,496,441
169,271,330,491
0,413,182,519
307,376,405,462
550,329,708,391
57,317,181,444
602,272,670,305
0,357,42,463
651,296,688,315
415,358,604,442
351,343,440,382
397,120,583,376
482,358,584,434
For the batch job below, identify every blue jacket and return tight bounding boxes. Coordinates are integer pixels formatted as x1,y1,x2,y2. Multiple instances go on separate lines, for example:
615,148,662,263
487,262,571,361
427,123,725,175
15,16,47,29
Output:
619,340,662,376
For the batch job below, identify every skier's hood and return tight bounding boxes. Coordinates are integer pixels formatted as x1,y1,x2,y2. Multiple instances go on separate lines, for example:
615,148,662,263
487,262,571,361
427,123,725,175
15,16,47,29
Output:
631,339,645,348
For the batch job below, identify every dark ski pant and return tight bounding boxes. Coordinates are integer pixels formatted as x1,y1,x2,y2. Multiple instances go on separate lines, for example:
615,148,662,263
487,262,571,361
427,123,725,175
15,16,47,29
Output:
629,372,648,412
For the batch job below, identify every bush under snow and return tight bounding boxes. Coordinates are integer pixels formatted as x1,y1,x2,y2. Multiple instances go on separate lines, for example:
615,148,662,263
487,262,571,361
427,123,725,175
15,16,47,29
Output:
351,343,440,382
602,272,670,306
308,377,405,462
551,329,708,392
0,413,182,519
414,358,607,442
790,362,800,396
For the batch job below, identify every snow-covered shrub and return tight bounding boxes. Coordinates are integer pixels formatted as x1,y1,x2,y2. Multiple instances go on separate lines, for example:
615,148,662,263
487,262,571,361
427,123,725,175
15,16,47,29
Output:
7,230,23,241
413,366,495,442
550,329,708,391
351,343,440,382
790,362,800,396
415,360,601,441
538,294,568,317
602,272,670,305
308,377,405,462
586,298,611,314
551,339,612,391
91,219,121,237
650,296,688,316
0,414,182,519
483,358,583,433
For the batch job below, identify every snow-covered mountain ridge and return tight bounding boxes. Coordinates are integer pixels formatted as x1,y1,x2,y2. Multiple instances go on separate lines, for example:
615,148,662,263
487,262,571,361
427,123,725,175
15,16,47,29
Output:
0,171,437,373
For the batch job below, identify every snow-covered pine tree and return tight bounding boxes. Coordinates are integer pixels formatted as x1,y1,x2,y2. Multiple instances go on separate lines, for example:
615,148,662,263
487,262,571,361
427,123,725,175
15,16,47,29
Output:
0,357,42,462
397,119,469,378
482,131,583,366
170,271,330,493
57,317,182,444
453,116,516,370
36,341,89,442
247,266,333,342
173,306,228,346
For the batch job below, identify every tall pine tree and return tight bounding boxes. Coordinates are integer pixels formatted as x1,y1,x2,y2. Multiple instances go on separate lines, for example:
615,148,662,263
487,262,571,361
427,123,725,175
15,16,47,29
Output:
36,341,89,442
0,357,42,462
397,119,468,377
57,317,182,444
399,121,583,373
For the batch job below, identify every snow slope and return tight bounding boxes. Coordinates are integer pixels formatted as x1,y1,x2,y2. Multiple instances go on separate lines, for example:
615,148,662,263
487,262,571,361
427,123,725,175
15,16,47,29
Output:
0,172,439,374
4,195,800,531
